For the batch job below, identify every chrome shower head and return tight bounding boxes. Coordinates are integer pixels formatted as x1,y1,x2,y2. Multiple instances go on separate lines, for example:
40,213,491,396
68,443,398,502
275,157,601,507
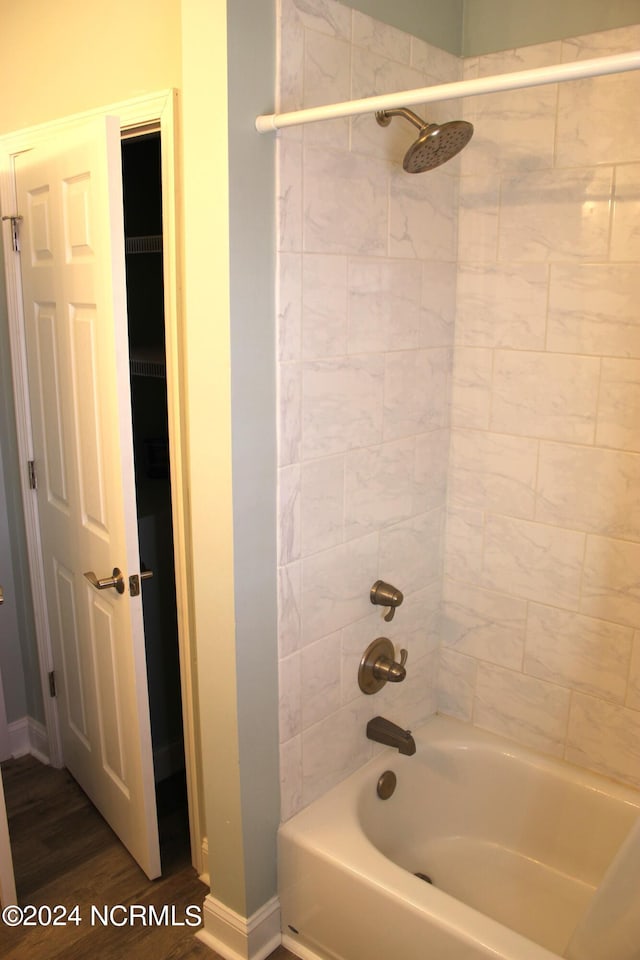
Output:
376,107,473,173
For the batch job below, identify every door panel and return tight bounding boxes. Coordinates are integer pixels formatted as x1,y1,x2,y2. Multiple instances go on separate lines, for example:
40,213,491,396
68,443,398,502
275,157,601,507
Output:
16,117,160,879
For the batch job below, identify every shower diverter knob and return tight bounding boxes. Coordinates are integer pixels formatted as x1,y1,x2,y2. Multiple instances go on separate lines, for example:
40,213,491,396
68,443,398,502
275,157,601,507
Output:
358,637,408,694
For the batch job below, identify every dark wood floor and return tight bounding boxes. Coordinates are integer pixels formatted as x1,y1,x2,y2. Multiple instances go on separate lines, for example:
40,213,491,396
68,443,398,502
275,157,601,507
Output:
0,756,296,960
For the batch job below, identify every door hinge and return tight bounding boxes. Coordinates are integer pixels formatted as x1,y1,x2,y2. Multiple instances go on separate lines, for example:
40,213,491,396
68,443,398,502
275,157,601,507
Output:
48,670,56,698
1,214,23,253
28,459,37,490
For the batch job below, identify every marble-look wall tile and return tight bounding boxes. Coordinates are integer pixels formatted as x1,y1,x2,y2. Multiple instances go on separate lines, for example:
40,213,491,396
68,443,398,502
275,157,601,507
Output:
279,652,301,742
378,509,445,596
536,442,640,540
383,348,450,439
300,533,379,645
301,699,373,806
301,254,348,359
398,582,442,660
303,145,389,255
277,138,303,252
457,175,500,260
448,429,538,519
303,30,351,149
278,561,301,658
491,351,599,443
566,693,640,789
455,263,548,349
302,355,384,458
498,167,613,262
525,604,633,703
278,464,301,565
450,347,492,430
548,264,640,358
348,258,422,354
280,735,303,820
482,515,585,609
278,2,304,114
289,0,352,39
475,40,563,77
475,663,571,757
442,579,526,670
276,0,458,813
300,455,344,556
351,46,423,100
350,48,426,162
421,261,456,348
389,167,458,261
278,361,301,467
461,84,557,176
444,507,485,583
611,165,640,261
562,24,640,59
277,252,302,362
414,428,449,514
384,651,439,729
556,75,640,168
352,10,411,63
301,631,342,728
461,44,561,176
344,438,416,540
581,535,640,629
440,25,640,790
436,648,476,721
597,359,640,453
411,36,461,82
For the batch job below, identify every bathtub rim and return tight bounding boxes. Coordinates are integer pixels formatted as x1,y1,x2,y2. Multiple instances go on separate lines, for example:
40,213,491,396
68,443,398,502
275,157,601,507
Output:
279,714,640,960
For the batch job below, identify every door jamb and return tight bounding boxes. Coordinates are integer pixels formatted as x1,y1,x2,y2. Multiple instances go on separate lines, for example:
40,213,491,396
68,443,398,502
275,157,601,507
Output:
0,90,205,874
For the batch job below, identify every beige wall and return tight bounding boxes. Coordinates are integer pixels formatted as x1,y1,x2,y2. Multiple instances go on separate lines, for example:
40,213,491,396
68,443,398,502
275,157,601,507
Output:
0,0,279,923
0,0,181,135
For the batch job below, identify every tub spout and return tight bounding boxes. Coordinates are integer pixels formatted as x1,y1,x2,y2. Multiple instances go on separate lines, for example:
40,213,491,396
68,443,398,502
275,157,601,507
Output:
366,716,416,756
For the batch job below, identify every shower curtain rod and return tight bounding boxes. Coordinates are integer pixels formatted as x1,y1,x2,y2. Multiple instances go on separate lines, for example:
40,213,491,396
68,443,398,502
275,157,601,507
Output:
255,49,640,132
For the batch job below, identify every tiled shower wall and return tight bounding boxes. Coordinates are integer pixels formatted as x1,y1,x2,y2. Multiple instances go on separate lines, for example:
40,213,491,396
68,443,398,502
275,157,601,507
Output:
441,25,640,790
276,0,460,817
277,0,640,820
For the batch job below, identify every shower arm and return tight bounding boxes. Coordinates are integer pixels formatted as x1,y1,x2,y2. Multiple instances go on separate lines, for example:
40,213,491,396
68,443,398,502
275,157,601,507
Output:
375,107,427,132
255,49,640,133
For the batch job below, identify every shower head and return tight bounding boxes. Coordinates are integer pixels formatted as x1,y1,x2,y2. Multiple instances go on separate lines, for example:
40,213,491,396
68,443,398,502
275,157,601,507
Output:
376,107,473,173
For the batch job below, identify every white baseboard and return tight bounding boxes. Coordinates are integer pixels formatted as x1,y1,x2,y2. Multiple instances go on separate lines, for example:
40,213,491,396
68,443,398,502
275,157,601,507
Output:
197,893,281,960
8,716,49,763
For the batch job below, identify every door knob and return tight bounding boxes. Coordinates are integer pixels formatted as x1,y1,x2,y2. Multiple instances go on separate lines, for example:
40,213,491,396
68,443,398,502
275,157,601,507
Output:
0,584,4,605
84,568,125,594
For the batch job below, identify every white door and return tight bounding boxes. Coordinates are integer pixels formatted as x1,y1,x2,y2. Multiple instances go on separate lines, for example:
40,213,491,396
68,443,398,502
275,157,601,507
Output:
15,116,160,879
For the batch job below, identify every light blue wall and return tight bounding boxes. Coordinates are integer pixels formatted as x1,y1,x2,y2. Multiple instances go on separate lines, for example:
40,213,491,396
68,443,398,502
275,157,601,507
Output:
463,0,640,55
343,0,640,55
347,0,463,52
227,0,280,916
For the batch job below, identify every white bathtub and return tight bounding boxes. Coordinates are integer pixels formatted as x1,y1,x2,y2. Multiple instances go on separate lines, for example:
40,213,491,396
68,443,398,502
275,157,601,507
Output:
279,715,640,960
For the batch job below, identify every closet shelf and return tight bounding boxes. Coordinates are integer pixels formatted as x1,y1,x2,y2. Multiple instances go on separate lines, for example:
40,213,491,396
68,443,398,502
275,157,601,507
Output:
126,235,162,255
130,346,166,379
